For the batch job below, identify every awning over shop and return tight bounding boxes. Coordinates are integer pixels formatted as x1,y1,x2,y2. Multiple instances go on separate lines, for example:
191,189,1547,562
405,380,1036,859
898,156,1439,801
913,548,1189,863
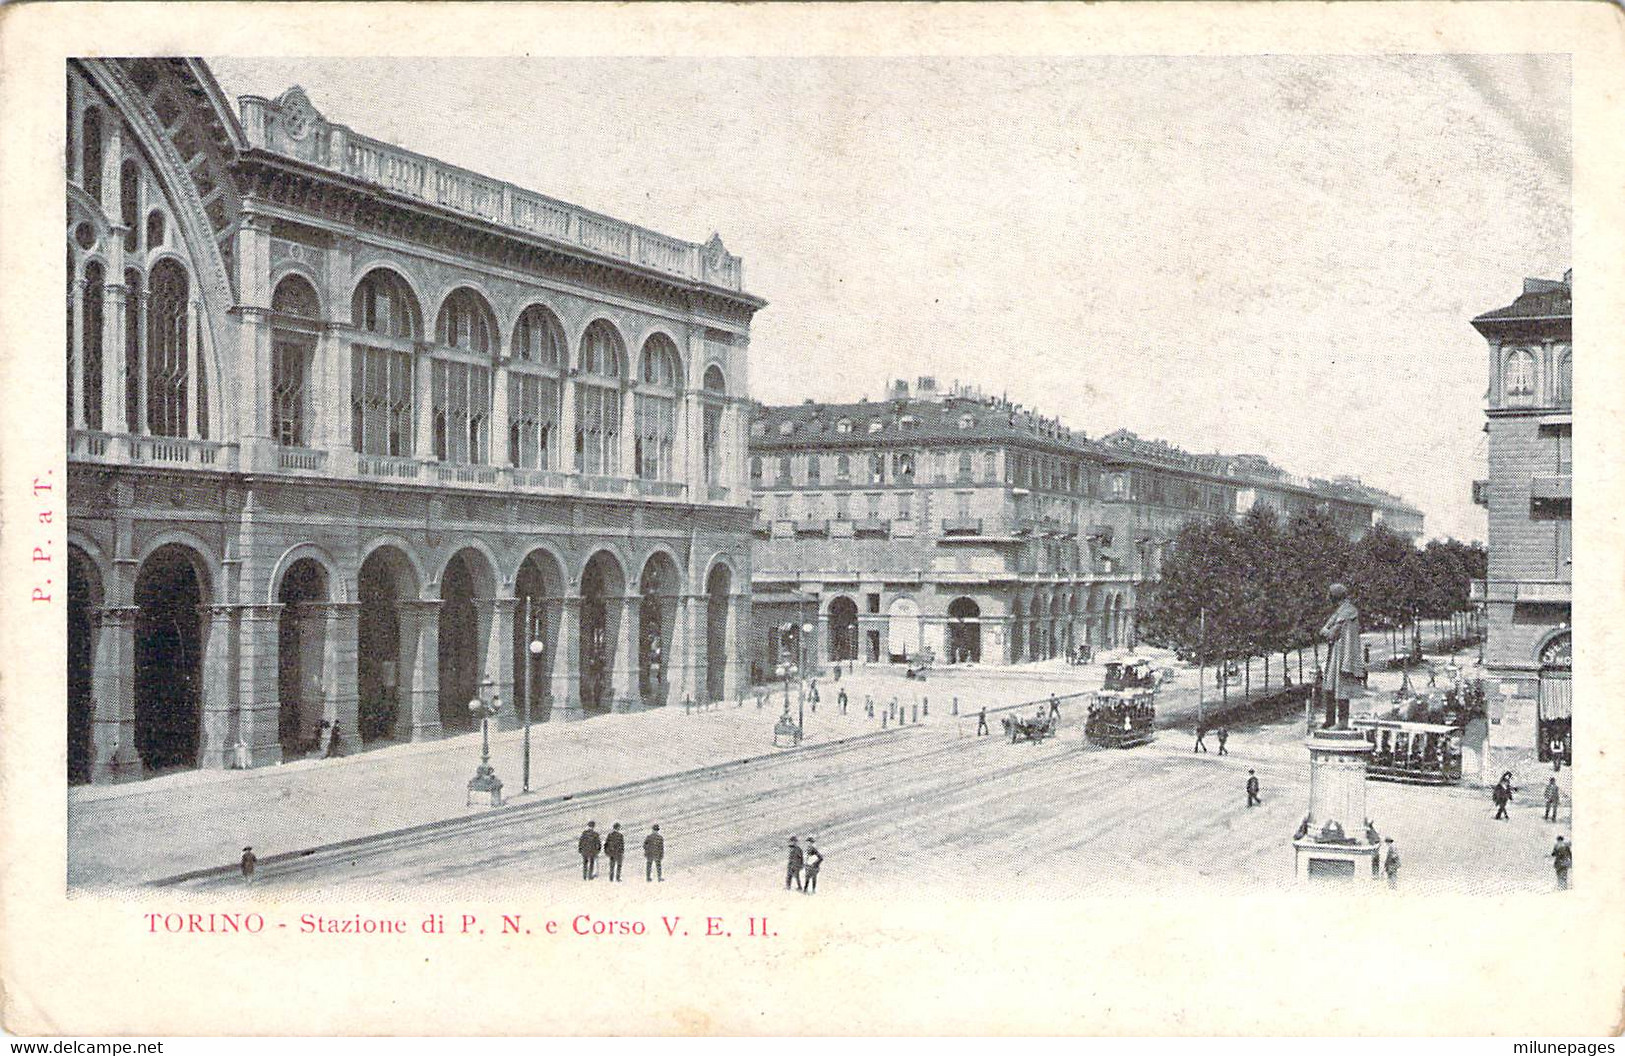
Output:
1538,676,1572,721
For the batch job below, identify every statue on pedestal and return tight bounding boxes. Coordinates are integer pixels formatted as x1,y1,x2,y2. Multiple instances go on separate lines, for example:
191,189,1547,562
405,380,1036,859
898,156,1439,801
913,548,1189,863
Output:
1318,583,1364,729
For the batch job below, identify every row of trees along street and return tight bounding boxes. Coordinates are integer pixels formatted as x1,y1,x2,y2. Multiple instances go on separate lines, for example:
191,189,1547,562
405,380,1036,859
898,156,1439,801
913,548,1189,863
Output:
1137,507,1488,708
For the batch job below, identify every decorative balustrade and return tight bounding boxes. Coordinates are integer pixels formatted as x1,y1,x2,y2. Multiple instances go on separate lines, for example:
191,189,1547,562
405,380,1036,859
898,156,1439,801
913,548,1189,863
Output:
70,430,110,457
514,467,572,491
580,475,630,495
358,454,422,480
634,479,686,499
277,446,327,472
131,435,226,467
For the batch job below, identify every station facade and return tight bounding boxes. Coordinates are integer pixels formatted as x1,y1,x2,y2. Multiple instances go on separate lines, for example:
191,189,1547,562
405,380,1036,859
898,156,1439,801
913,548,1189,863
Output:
1470,270,1572,772
66,59,764,783
746,379,1423,677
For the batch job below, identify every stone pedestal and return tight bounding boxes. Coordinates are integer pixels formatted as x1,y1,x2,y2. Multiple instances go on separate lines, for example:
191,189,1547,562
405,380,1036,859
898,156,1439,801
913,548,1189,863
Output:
1292,727,1382,883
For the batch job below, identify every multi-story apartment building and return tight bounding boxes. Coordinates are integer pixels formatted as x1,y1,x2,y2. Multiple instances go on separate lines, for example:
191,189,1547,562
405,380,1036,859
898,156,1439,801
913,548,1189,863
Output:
746,379,1419,676
1470,270,1572,772
66,59,763,784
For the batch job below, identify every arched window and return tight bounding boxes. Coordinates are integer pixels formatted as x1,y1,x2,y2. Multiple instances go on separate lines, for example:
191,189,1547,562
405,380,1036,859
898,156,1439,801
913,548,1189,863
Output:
575,321,624,476
703,364,726,394
80,260,105,430
435,288,495,353
146,259,189,437
836,454,850,479
431,359,491,464
1557,348,1572,407
120,159,140,254
958,451,973,480
508,305,564,470
1503,348,1537,406
146,210,165,249
271,276,321,447
82,107,102,203
352,269,420,340
635,334,680,482
124,269,142,432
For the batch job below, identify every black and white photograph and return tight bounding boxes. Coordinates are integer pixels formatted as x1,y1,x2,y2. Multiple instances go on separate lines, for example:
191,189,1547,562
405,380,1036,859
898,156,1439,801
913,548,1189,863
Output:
5,0,1622,1039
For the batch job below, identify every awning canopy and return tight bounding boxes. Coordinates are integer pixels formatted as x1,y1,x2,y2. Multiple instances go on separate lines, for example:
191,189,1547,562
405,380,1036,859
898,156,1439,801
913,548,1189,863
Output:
1538,676,1572,721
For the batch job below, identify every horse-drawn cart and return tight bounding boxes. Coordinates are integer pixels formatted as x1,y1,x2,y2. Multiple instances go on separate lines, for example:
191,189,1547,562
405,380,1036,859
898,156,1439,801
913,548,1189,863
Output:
1002,711,1058,744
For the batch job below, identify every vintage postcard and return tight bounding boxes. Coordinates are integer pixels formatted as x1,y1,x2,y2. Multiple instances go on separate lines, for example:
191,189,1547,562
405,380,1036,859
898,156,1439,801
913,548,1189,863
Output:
2,0,1623,1038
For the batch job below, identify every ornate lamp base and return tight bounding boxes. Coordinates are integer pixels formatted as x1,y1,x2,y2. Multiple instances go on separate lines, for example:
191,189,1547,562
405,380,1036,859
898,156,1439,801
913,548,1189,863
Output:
467,764,504,807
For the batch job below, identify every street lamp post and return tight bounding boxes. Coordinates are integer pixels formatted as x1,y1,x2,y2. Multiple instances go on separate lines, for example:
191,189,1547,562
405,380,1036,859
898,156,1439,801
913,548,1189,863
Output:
523,599,544,794
466,675,503,806
799,620,814,736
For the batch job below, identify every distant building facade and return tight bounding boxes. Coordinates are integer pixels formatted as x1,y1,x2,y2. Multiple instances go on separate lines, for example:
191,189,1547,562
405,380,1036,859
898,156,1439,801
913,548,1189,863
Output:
1471,270,1572,772
746,379,1422,675
66,59,763,784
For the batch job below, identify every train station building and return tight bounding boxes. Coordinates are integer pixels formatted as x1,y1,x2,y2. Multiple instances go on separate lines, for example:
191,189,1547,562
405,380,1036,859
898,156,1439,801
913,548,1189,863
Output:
66,58,764,783
746,379,1423,677
1470,270,1572,772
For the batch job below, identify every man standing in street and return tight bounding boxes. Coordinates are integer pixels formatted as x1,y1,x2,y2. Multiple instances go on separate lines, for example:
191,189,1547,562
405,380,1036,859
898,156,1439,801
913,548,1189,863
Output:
1543,776,1561,821
976,707,989,737
1048,694,1061,721
1493,772,1515,820
838,687,848,715
1551,835,1572,890
1320,584,1365,729
604,822,626,882
803,837,824,895
1216,727,1229,756
1245,769,1261,807
578,821,602,880
1382,838,1400,890
644,824,664,882
240,846,256,885
1194,725,1208,753
785,837,804,891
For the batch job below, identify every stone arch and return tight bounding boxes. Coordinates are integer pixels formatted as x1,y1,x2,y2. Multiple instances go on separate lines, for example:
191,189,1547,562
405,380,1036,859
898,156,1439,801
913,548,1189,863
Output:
132,541,212,773
947,596,982,664
580,549,629,714
703,362,727,395
637,330,684,390
433,283,501,354
68,544,106,785
827,594,859,662
437,544,502,733
576,317,630,377
431,539,502,600
356,543,421,744
134,528,219,592
270,269,324,318
637,550,683,706
514,546,568,724
354,534,429,592
275,555,332,759
350,264,425,339
703,560,734,703
267,542,344,605
508,301,569,366
635,324,688,385
887,595,921,661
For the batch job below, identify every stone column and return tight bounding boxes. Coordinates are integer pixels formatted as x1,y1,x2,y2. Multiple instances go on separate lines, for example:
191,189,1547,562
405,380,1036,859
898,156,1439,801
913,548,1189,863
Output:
668,594,695,706
415,343,436,460
722,591,744,701
235,208,276,472
612,594,639,711
550,596,583,721
229,603,279,769
491,361,511,466
558,380,577,477
319,602,361,755
101,278,128,451
480,596,517,729
185,300,200,439
90,606,142,782
397,599,442,740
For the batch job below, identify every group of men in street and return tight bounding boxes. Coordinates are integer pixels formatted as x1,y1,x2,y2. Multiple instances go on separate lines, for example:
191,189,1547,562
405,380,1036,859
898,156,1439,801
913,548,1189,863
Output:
577,821,665,882
785,836,824,894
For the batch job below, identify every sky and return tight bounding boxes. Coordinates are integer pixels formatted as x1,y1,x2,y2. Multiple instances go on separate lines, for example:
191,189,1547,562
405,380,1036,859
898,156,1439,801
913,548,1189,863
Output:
208,55,1570,543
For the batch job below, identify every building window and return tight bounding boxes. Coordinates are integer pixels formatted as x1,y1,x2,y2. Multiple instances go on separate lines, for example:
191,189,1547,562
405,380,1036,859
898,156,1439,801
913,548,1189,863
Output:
120,159,139,254
779,420,795,436
436,288,495,353
145,259,189,438
955,491,973,519
1557,349,1572,407
776,456,792,485
82,107,102,203
750,419,766,438
431,359,491,464
897,492,912,520
1557,517,1571,578
1503,348,1537,406
805,493,824,520
984,451,998,482
750,456,763,484
270,276,321,448
957,451,973,481
866,493,882,519
837,418,852,434
508,372,559,469
959,413,974,430
931,451,946,483
635,335,680,481
834,493,851,520
146,210,165,249
869,453,885,484
867,420,883,434
351,345,414,456
123,269,142,432
575,321,624,476
512,304,564,366
702,364,727,486
774,493,791,520
807,455,821,485
893,452,915,482
353,269,421,340
835,455,850,480
78,261,105,430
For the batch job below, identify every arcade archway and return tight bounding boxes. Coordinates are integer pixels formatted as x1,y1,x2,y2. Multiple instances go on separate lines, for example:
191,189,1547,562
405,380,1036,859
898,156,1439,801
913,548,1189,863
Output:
439,548,497,733
133,544,207,773
947,596,981,664
827,596,858,662
639,553,681,707
277,558,330,759
704,563,731,703
513,550,565,724
580,551,625,714
68,547,103,785
887,597,920,661
357,546,417,744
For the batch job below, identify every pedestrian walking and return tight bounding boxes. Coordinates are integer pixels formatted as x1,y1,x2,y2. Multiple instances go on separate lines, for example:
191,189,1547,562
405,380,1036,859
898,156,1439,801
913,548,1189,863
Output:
1382,838,1400,890
578,821,602,880
1543,777,1561,821
838,688,848,715
803,837,824,895
604,822,625,882
240,846,256,884
1245,769,1261,807
785,837,804,891
1493,772,1515,820
1194,725,1208,753
1048,694,1061,720
809,680,820,713
643,824,665,882
1551,835,1572,890
976,707,989,737
865,696,874,719
1216,727,1229,756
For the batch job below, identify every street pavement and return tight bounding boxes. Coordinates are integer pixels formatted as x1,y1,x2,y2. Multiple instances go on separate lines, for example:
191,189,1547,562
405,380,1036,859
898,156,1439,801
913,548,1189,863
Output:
163,694,1572,900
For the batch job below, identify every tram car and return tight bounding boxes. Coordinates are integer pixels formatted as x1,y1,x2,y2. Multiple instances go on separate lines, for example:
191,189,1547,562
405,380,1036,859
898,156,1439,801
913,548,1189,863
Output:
1087,657,1158,749
1352,717,1465,785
